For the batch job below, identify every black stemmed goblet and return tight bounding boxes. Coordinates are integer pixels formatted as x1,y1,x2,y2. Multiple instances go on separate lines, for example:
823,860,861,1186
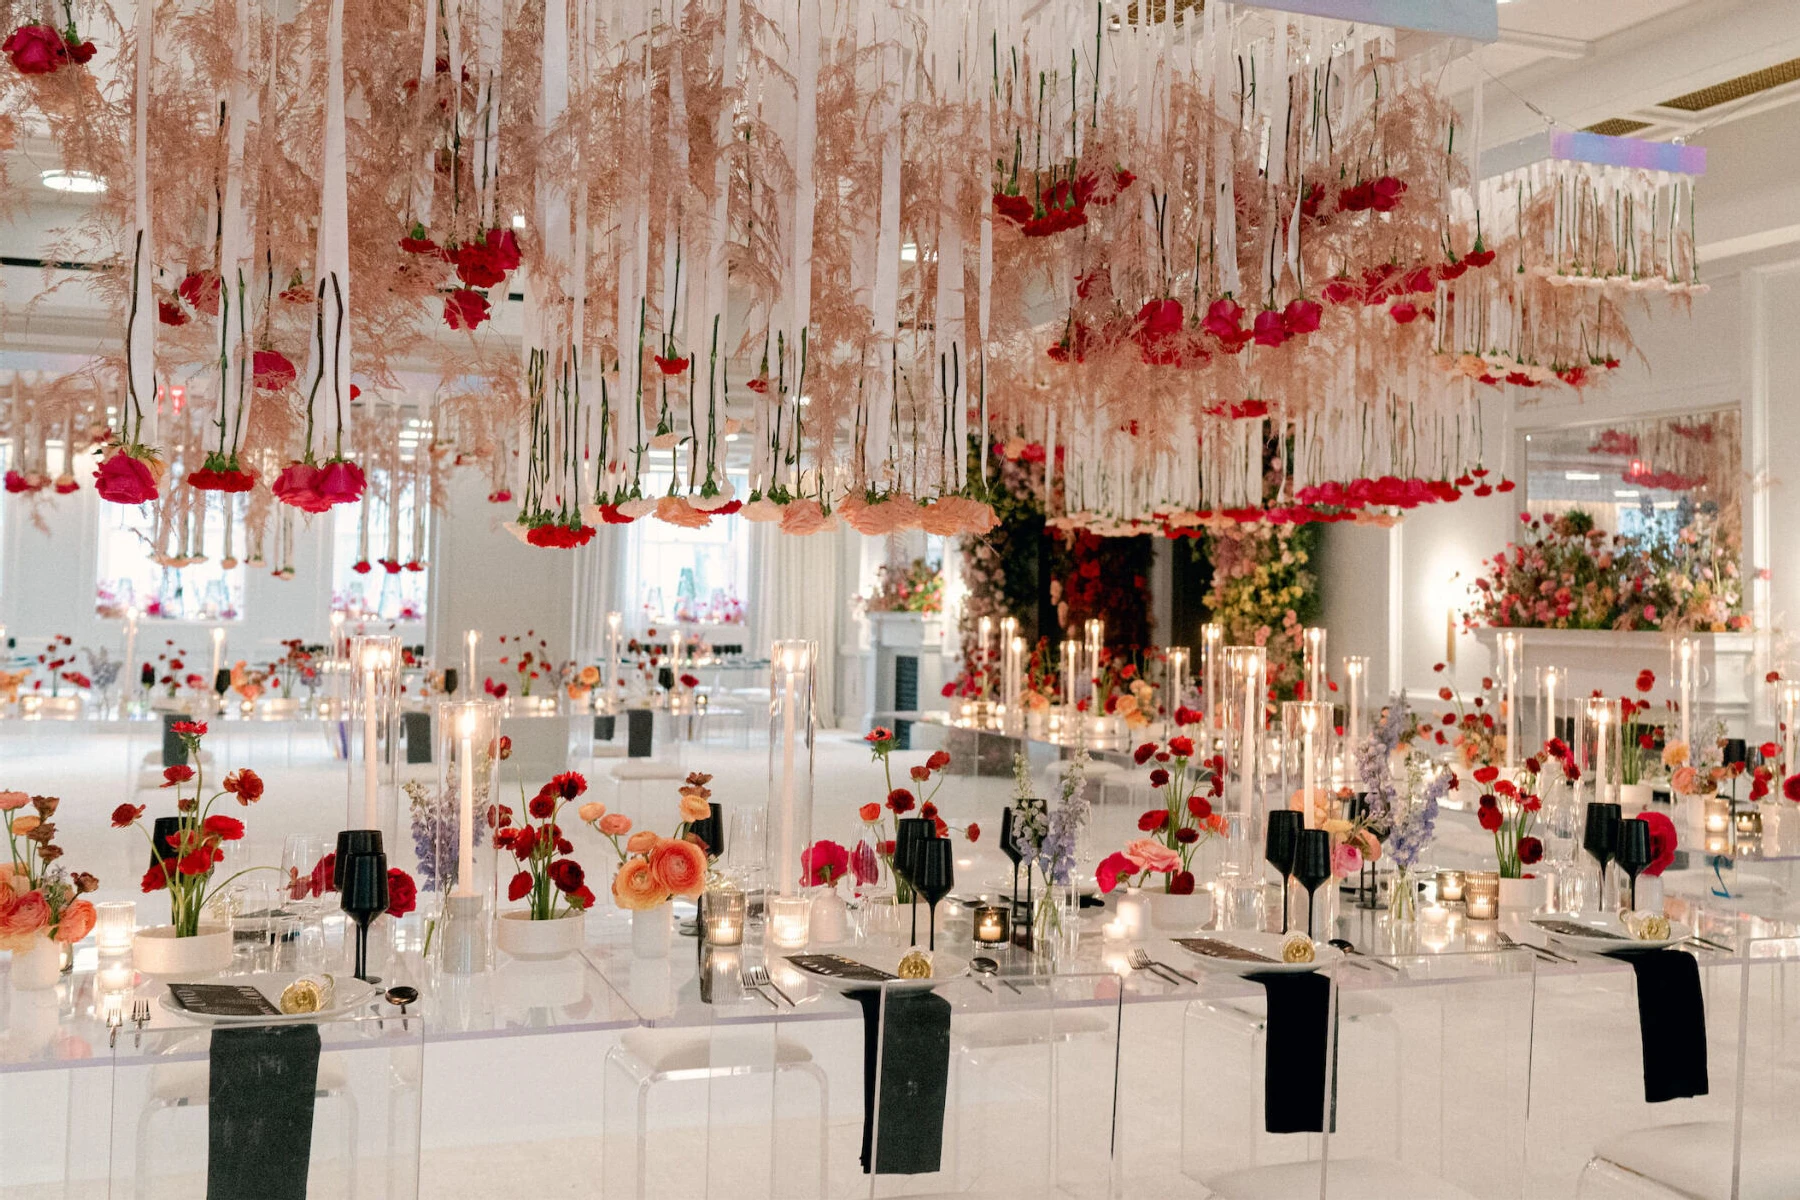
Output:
1616,817,1653,910
914,838,955,952
894,817,933,945
1583,802,1622,912
1264,810,1304,933
1292,829,1333,939
339,850,390,982
334,829,385,890
998,806,1023,904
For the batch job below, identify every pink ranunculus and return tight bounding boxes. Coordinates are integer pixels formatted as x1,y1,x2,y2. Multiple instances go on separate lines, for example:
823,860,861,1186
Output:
1122,838,1181,874
318,459,366,506
93,449,160,505
1332,842,1363,879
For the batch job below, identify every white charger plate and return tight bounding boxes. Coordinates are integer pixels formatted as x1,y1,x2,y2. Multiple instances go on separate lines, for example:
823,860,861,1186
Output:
785,947,970,993
1175,930,1345,975
1529,913,1691,953
158,973,380,1025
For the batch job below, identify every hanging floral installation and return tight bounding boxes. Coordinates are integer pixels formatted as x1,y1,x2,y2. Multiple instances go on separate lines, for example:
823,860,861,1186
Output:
0,0,1704,559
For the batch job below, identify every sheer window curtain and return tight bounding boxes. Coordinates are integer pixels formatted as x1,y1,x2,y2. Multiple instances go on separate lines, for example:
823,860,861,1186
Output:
573,527,629,663
748,523,846,729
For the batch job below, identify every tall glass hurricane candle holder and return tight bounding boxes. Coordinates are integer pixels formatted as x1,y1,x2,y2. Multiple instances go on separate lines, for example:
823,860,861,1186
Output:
1202,623,1224,735
1280,701,1336,829
766,640,817,898
1498,631,1521,769
1584,697,1620,807
1002,636,1025,728
1538,664,1564,750
1084,619,1104,703
1341,656,1368,748
435,698,501,973
1779,680,1800,772
604,612,623,714
348,635,403,837
1163,646,1190,721
1060,639,1082,714
1671,636,1696,752
1302,627,1327,703
1225,645,1267,863
463,630,481,699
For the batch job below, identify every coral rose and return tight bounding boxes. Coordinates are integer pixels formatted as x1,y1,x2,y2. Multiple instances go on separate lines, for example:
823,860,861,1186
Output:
611,856,670,910
650,837,707,897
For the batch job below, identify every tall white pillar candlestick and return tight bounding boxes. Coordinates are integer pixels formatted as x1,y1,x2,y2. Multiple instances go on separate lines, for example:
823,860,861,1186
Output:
362,660,381,827
1500,633,1518,769
1594,702,1610,806
1677,638,1693,749
1203,624,1223,732
1344,657,1362,747
455,708,476,896
122,608,138,689
210,626,225,686
1239,652,1259,817
1301,716,1316,827
777,654,798,894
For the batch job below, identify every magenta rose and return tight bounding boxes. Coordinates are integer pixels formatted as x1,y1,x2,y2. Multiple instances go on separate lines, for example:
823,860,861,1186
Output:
3,25,68,75
93,449,159,505
318,459,366,506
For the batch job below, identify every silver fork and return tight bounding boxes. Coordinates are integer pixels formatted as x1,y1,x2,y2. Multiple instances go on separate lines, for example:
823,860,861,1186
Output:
1128,948,1197,986
131,998,151,1046
738,968,779,1008
106,998,126,1049
1496,931,1574,964
747,965,794,1007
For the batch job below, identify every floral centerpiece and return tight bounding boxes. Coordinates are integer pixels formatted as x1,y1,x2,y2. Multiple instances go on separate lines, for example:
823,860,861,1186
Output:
1097,734,1228,898
584,773,711,957
1358,704,1449,919
0,791,98,987
1473,759,1546,879
112,721,265,972
486,771,596,959
858,728,956,900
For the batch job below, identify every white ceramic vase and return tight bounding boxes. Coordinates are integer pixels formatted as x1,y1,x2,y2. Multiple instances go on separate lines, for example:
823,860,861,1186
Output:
1498,875,1547,914
1147,889,1211,932
629,905,673,959
133,924,233,976
1630,873,1665,914
809,888,849,944
495,911,586,961
1618,782,1654,813
9,936,64,991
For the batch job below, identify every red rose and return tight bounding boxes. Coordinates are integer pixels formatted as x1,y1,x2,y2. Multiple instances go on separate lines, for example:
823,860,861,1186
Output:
444,288,491,330
94,449,160,505
4,25,67,74
111,803,144,828
318,459,366,505
507,871,533,902
1478,805,1503,832
1760,742,1781,761
1518,836,1543,865
885,787,915,814
386,868,417,917
1138,809,1169,832
548,859,585,894
202,814,245,841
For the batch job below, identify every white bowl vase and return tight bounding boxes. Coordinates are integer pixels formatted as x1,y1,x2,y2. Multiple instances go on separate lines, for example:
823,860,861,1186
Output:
1147,889,1212,932
495,910,585,961
630,905,673,959
1619,782,1655,813
10,936,65,991
1499,875,1547,914
1630,873,1665,914
133,924,233,976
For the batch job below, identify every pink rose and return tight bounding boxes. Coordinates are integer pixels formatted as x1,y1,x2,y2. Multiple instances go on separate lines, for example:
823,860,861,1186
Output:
93,449,160,505
318,459,366,506
1122,838,1181,874
272,462,329,512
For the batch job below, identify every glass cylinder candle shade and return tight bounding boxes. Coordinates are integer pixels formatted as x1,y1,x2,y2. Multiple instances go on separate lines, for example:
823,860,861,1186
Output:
1777,681,1800,770
1671,636,1697,751
1435,869,1467,906
1162,647,1190,719
1584,697,1620,806
604,612,624,714
1302,627,1327,703
1703,794,1732,855
702,884,747,946
1084,619,1105,702
348,635,403,835
1280,701,1335,828
971,903,1010,947
1202,624,1224,732
94,899,136,955
462,630,481,698
1060,639,1083,711
1537,664,1566,751
1225,645,1268,865
1464,871,1500,921
434,699,502,903
1341,656,1369,747
767,894,813,948
1497,631,1521,769
766,640,817,897
1002,636,1026,722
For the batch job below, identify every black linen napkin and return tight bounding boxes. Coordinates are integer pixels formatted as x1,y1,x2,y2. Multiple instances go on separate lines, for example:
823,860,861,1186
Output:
402,711,433,764
1247,971,1337,1134
1608,948,1709,1103
847,988,952,1175
207,1023,322,1200
626,708,655,758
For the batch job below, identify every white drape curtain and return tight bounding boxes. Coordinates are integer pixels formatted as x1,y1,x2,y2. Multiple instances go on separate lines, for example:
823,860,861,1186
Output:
749,523,845,728
572,525,629,662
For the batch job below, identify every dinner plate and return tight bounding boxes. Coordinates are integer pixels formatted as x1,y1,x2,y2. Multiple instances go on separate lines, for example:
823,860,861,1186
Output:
158,973,380,1025
784,948,970,993
1529,913,1691,953
1174,931,1344,975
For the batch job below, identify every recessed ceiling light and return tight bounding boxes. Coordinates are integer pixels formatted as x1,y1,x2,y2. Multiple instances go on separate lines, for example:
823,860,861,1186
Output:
40,169,106,194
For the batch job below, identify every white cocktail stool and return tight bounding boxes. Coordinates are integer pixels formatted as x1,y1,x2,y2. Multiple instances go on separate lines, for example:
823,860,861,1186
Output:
1577,1120,1800,1200
1205,1156,1480,1200
603,1027,829,1200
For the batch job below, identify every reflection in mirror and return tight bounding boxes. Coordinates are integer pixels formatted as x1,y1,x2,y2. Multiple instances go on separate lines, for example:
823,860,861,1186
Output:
1524,409,1739,543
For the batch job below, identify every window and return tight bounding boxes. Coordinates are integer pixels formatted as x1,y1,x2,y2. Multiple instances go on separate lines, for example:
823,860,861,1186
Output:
330,472,430,622
96,496,245,621
625,473,749,627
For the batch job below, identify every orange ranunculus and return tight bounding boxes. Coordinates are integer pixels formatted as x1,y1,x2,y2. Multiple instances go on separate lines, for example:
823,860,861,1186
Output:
578,665,601,686
651,837,707,898
611,856,670,911
577,801,607,824
858,802,882,822
626,829,659,854
598,813,632,837
679,793,711,822
10,815,40,836
0,889,51,947
54,899,96,943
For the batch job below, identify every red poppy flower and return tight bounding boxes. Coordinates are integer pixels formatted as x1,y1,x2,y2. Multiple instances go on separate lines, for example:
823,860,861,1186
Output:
161,764,194,787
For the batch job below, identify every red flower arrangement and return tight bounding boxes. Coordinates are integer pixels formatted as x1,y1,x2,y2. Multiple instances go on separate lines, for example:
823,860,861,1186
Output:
1098,738,1227,895
493,771,596,918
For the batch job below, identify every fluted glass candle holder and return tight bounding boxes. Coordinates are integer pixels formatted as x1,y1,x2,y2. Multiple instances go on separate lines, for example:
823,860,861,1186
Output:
95,900,136,956
768,894,813,948
702,884,747,946
1279,701,1336,828
766,640,817,898
348,635,403,837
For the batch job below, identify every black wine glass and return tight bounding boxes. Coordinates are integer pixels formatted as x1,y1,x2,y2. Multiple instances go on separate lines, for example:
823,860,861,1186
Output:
1292,829,1333,939
334,829,384,890
688,802,726,861
1583,802,1622,912
998,806,1023,898
339,850,389,982
444,667,459,696
1616,817,1653,909
1264,810,1304,934
914,838,955,951
894,818,933,945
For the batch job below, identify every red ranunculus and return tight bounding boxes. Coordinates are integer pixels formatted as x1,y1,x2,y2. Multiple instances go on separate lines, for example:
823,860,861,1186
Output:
1473,765,1499,785
203,814,245,841
94,449,160,504
528,793,555,820
1478,805,1503,831
1187,795,1212,820
161,764,194,787
1095,851,1138,894
548,858,585,895
800,839,850,887
112,803,144,828
1518,835,1543,865
1138,809,1168,832
1784,774,1800,803
386,868,417,917
1167,735,1195,758
507,871,532,902
444,288,491,330
1168,870,1196,895
1149,768,1170,788
1635,669,1656,693
4,25,67,74
141,862,171,892
926,750,951,771
1638,812,1678,876
886,787,915,814
1134,742,1156,765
